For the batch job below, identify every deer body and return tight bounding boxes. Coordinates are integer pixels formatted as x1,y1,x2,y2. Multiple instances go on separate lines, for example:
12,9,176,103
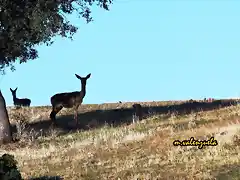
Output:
50,73,91,125
10,88,31,107
51,91,85,108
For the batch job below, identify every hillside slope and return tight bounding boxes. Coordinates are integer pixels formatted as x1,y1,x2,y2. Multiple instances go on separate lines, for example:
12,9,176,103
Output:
0,100,240,179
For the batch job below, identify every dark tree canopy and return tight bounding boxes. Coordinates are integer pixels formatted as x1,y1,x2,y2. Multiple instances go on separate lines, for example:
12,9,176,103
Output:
0,0,112,72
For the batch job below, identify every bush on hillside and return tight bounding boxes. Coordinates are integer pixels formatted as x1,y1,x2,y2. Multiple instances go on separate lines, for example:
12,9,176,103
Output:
0,153,22,180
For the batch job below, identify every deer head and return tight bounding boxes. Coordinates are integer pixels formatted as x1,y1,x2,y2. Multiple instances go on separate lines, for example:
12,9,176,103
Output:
10,87,18,96
75,73,91,84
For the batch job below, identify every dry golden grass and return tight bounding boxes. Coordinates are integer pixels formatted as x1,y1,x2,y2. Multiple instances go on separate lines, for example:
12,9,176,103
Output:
1,101,240,179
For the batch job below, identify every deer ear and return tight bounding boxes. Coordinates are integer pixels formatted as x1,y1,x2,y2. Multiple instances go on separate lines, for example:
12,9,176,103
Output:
15,87,18,91
86,73,91,79
10,88,12,92
75,74,81,79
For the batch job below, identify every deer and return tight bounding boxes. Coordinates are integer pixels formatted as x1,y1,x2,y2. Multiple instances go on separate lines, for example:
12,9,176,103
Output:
50,73,91,125
132,103,143,123
10,88,31,107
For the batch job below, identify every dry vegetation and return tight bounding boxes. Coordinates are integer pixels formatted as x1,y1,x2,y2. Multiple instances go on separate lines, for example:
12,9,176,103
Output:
1,101,240,180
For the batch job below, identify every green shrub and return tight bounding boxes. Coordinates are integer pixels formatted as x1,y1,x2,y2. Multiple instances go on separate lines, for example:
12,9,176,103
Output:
0,154,22,180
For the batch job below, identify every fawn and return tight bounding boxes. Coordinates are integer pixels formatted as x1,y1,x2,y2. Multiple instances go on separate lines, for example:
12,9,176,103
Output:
50,73,91,125
10,88,31,107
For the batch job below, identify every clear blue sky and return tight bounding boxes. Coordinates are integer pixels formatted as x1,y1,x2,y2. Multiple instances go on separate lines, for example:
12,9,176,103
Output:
2,0,240,106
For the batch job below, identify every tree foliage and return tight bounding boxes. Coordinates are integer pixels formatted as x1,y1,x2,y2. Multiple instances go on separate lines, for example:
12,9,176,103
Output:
0,0,112,72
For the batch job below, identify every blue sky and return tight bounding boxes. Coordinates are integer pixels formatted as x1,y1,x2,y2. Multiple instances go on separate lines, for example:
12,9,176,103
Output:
2,0,240,106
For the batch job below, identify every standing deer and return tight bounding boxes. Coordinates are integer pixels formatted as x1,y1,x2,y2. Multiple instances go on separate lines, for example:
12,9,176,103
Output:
132,103,143,123
10,88,31,107
50,73,91,125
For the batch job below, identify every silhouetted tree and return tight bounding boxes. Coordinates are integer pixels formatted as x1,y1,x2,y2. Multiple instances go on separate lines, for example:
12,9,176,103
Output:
0,0,112,73
0,90,13,144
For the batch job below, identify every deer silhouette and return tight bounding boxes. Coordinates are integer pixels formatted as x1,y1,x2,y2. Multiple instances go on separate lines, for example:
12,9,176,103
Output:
50,73,91,125
132,103,143,123
10,88,31,107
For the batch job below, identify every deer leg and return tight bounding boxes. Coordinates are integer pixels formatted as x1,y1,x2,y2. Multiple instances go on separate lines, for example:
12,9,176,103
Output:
74,105,79,125
50,106,62,125
75,111,78,125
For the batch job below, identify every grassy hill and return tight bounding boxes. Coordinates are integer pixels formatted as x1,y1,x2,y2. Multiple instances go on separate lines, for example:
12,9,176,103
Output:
1,100,240,179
